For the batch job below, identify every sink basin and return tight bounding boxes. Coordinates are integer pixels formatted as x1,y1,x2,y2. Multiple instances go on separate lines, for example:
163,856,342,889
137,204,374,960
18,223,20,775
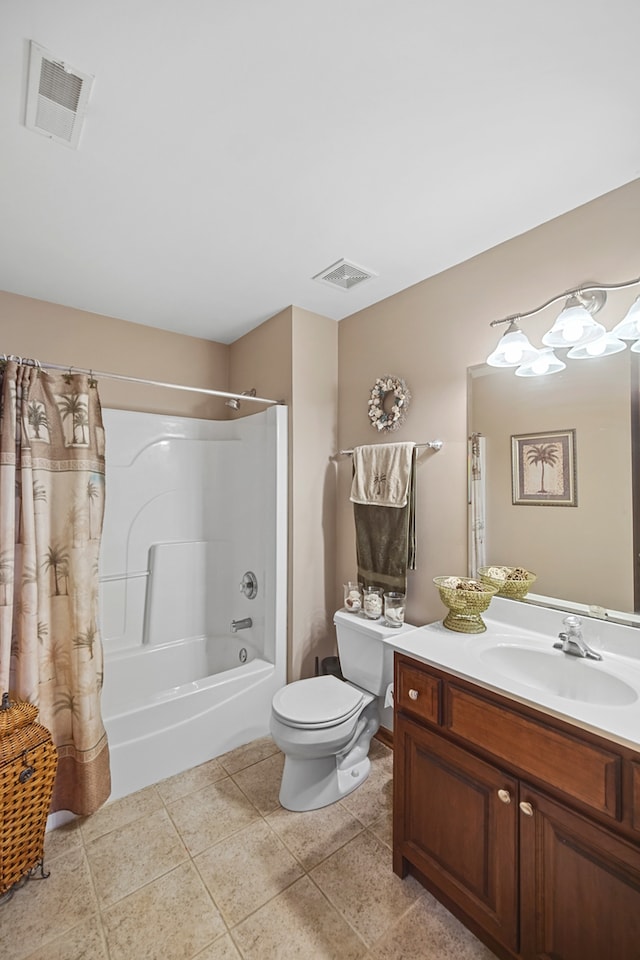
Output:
479,644,638,706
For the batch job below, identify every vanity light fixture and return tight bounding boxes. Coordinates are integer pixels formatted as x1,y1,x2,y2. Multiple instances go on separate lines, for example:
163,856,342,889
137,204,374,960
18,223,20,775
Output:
515,347,566,377
567,332,626,360
540,293,606,349
611,294,640,341
486,276,640,376
486,320,539,368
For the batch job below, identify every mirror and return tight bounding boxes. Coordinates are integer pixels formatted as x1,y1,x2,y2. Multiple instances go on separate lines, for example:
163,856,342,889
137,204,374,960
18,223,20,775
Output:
468,348,639,622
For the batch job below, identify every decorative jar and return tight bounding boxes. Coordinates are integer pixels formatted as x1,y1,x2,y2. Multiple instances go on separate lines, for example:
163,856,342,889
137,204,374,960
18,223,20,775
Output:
343,581,362,613
383,592,406,627
362,586,383,620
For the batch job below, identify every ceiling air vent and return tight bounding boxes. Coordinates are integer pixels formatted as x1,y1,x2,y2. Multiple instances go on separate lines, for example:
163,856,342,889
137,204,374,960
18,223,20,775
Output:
312,259,377,291
25,41,94,149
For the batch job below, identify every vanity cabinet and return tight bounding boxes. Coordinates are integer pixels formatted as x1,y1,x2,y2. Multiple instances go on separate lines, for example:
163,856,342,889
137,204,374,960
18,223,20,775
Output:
393,652,640,960
395,713,519,951
519,786,640,959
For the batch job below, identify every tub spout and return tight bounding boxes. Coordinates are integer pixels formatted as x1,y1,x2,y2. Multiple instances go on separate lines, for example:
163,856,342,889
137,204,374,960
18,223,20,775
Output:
231,617,253,632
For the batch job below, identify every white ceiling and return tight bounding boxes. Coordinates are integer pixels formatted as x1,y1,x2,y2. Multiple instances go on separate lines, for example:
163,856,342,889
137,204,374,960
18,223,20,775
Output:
2,1,640,344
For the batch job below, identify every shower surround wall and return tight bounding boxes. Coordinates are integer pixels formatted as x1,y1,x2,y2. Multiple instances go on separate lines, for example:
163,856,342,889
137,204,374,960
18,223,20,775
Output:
99,404,287,800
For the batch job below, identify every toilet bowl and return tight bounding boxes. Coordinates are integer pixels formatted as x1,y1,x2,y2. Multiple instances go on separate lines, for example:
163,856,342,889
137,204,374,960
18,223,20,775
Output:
270,609,417,811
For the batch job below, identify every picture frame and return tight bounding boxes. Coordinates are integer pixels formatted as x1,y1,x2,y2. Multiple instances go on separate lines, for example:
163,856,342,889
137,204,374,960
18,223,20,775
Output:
511,429,577,506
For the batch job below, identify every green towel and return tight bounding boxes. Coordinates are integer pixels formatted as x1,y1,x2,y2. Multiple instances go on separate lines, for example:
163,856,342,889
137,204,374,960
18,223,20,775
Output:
354,450,416,592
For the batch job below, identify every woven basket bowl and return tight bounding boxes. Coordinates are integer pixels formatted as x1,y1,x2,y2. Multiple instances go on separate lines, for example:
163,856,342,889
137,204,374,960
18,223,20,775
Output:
433,577,498,633
477,567,537,600
434,577,498,614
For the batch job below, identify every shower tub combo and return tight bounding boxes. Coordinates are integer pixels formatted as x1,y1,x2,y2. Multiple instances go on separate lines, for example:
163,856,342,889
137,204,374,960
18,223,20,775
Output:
99,405,287,800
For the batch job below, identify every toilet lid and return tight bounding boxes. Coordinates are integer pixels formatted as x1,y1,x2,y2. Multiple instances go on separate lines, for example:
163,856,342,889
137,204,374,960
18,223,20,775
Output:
272,675,364,729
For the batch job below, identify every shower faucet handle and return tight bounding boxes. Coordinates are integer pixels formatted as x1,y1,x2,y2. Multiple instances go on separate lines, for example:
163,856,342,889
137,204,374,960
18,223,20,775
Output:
240,571,258,599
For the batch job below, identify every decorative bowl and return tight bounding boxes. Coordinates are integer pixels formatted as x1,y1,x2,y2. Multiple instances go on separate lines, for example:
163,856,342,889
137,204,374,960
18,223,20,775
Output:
433,576,499,633
477,566,537,600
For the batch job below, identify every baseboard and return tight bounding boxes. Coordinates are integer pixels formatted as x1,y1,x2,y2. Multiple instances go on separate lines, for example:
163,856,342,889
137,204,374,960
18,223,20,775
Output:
375,726,394,750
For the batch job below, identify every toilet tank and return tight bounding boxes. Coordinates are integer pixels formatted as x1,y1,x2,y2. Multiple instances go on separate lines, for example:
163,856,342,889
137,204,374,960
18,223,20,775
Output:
333,609,417,695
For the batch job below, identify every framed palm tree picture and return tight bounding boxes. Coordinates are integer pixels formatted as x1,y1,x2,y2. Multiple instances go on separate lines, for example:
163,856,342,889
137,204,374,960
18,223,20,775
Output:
511,429,577,506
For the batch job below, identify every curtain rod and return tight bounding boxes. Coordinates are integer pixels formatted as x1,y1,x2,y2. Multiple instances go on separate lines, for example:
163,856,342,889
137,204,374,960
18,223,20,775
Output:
1,355,282,406
340,441,443,455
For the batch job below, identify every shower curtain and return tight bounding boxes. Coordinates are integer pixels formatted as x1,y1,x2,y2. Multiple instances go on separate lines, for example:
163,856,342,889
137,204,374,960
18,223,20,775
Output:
468,433,486,578
0,359,110,815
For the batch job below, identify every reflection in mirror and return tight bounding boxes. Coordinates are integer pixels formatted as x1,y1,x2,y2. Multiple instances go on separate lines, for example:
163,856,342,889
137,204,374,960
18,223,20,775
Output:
468,349,640,622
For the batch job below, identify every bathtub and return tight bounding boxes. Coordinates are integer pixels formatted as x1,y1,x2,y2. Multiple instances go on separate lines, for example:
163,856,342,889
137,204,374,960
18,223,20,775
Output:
102,633,279,800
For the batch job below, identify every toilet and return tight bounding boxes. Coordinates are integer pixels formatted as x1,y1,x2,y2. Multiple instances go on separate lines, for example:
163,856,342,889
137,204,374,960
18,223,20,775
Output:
270,608,416,811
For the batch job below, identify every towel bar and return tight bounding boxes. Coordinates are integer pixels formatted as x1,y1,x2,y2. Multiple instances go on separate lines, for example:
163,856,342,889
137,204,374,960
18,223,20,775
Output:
339,440,443,456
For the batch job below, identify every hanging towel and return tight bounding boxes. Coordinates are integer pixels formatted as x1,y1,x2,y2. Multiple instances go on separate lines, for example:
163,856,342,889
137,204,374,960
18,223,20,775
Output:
350,442,416,507
350,443,417,593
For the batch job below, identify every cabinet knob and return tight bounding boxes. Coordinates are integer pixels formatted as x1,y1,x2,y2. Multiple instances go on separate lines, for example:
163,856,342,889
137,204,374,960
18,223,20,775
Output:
408,689,419,700
497,789,511,804
519,801,534,817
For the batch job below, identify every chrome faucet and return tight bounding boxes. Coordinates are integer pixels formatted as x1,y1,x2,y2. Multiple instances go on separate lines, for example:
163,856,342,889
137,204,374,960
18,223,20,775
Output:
553,615,603,661
231,617,253,632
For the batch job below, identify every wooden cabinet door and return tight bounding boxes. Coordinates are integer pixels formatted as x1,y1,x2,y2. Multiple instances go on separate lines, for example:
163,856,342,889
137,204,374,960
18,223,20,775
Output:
394,714,519,953
519,786,640,960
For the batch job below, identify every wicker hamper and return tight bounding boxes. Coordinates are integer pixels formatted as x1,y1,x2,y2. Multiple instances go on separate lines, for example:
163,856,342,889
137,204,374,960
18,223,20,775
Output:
0,692,57,897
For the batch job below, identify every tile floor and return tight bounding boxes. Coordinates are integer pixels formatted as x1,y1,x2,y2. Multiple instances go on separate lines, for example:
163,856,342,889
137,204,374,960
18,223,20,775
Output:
0,736,497,960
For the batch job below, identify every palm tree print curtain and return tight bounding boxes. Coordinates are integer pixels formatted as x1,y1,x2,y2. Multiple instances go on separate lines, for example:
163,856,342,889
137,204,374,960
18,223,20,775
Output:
0,359,110,815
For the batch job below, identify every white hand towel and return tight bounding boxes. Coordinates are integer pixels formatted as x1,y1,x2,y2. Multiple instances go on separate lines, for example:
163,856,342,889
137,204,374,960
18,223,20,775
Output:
350,442,416,508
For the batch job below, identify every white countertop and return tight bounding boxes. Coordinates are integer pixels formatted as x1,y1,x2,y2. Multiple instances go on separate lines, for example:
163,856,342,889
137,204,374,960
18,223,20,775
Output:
385,598,640,752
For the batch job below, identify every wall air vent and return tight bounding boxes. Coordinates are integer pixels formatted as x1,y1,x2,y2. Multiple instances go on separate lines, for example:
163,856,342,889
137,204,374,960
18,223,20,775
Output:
312,259,377,291
25,42,94,149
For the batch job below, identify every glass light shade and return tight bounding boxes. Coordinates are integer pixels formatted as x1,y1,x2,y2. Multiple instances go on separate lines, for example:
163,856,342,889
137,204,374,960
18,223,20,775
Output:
515,348,566,377
486,322,539,367
541,302,605,348
611,296,640,340
567,333,627,359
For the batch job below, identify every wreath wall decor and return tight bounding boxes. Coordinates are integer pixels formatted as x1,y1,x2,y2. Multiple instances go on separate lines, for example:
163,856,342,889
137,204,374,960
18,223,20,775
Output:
367,375,411,432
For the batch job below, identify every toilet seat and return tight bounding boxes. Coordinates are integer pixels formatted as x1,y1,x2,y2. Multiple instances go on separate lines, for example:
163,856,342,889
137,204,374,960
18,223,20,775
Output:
272,675,364,729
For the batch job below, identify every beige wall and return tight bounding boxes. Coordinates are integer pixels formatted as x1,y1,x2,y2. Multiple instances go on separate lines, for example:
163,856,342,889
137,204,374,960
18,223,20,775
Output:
0,292,230,419
290,308,339,679
228,307,293,410
229,306,338,680
337,178,640,627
